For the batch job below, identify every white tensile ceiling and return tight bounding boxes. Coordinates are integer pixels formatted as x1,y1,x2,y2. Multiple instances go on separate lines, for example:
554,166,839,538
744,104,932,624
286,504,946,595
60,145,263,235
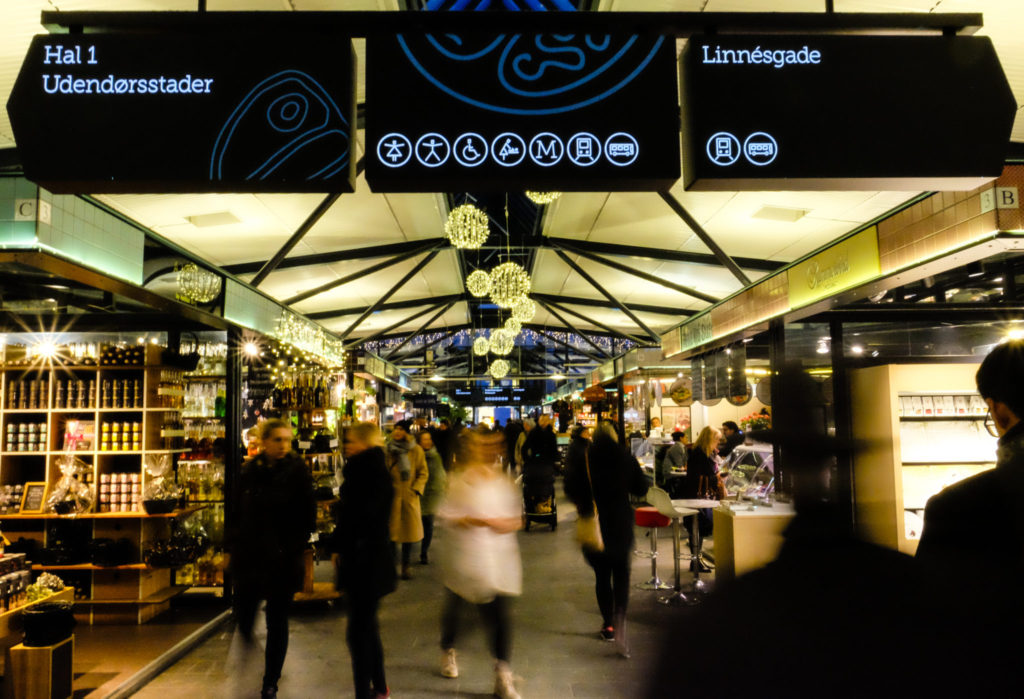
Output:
1,0,1022,348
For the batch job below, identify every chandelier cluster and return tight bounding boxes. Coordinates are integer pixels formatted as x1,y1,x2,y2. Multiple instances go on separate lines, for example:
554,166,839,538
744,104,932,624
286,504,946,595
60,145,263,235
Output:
177,263,222,304
445,203,490,249
488,261,531,308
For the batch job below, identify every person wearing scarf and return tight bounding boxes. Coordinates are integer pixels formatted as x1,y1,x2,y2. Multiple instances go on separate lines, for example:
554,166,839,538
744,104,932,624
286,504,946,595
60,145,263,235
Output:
386,420,429,580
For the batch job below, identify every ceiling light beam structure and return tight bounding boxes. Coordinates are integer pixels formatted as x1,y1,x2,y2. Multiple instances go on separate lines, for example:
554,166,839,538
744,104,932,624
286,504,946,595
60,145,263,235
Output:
529,292,692,318
285,240,442,306
553,249,661,343
341,300,450,351
542,298,648,346
391,326,468,363
658,191,752,286
339,250,440,341
307,293,463,321
382,301,457,359
552,240,719,305
534,299,612,359
221,238,447,276
544,237,783,273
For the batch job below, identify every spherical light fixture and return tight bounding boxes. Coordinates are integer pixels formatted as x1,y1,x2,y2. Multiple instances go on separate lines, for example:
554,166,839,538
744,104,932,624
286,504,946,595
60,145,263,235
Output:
177,263,222,304
466,269,492,297
525,191,562,206
489,358,510,379
511,296,536,323
489,328,515,356
444,203,490,249
473,336,491,356
504,317,522,335
489,261,531,308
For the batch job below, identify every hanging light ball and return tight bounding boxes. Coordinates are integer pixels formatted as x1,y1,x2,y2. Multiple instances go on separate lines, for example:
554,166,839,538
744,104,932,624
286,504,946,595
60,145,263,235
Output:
466,269,492,297
489,262,531,308
177,263,222,304
511,296,536,323
525,191,562,206
472,336,491,356
489,358,510,379
489,328,515,356
504,317,522,335
444,203,490,249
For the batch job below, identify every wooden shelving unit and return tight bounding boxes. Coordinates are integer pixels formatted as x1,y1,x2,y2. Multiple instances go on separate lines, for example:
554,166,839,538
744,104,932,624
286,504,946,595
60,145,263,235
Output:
0,345,197,623
850,363,998,556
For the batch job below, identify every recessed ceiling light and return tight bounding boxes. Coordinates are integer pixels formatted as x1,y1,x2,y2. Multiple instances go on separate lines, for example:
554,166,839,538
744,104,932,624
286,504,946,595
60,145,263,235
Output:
752,205,808,223
187,211,240,228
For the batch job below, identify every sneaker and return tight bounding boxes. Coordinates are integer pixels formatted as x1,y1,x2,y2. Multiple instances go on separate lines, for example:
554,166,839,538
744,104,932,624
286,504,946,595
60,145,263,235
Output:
493,662,521,699
600,625,615,641
372,688,391,699
441,648,458,679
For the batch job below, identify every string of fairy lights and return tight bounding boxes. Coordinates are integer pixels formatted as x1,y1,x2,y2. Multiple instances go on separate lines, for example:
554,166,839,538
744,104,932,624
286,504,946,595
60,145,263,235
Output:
446,193,563,379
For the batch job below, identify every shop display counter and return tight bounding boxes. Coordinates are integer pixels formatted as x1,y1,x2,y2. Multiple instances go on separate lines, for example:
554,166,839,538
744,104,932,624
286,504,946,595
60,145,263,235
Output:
713,502,795,584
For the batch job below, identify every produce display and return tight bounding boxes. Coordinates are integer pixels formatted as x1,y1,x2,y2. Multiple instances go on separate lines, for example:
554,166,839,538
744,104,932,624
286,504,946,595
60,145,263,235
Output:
26,572,65,603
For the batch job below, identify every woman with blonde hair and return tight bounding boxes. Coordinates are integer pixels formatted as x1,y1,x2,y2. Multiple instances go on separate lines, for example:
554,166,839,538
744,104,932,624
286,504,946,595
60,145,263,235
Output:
684,426,722,573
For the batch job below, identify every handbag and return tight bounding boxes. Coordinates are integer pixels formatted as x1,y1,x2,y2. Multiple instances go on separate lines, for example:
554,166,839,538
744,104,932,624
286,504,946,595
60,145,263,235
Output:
575,450,605,552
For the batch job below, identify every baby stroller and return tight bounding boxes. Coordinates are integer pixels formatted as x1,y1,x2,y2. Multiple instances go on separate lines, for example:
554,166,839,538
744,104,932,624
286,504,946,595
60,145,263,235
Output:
519,460,557,531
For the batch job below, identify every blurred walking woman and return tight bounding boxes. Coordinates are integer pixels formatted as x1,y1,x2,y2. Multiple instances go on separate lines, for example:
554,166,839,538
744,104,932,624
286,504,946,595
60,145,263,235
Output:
332,422,396,699
228,418,316,699
438,428,524,699
564,421,648,658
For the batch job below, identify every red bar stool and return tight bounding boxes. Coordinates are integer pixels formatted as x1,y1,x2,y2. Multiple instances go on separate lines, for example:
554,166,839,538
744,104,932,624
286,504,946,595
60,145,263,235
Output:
634,506,671,590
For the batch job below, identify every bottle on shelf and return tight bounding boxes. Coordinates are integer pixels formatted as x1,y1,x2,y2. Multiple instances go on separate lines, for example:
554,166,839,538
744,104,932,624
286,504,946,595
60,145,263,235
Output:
214,384,225,418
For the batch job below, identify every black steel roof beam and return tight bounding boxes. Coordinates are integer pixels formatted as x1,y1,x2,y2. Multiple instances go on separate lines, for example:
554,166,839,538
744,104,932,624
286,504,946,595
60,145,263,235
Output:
307,293,465,321
286,240,443,306
544,237,783,273
339,250,440,341
522,325,604,363
43,11,985,35
552,240,719,305
552,249,661,343
342,301,448,351
658,191,751,286
543,298,647,346
251,193,340,287
382,302,457,359
534,299,612,359
529,292,693,318
390,326,468,362
222,238,447,276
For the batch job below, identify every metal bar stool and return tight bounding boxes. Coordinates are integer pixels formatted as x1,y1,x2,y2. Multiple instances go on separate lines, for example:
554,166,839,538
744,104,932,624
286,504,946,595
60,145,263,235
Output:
633,506,671,590
645,487,699,606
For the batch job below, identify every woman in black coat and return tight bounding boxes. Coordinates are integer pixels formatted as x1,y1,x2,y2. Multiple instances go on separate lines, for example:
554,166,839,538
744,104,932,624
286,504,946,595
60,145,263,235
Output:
332,422,396,699
228,418,316,699
563,421,649,658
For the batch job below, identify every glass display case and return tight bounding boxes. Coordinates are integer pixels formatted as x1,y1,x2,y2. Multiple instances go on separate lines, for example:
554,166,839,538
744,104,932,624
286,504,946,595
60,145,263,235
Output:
721,443,775,500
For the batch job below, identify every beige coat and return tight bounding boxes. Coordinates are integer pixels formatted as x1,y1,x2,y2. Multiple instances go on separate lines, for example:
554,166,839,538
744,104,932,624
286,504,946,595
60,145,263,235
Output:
388,439,429,543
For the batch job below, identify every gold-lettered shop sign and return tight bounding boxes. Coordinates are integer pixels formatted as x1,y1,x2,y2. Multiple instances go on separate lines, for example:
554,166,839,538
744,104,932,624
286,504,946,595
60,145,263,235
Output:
787,226,880,310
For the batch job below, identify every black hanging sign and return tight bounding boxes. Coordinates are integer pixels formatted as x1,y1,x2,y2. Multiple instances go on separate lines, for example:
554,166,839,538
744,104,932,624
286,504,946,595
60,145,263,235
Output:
7,34,357,193
365,32,680,192
680,35,1016,191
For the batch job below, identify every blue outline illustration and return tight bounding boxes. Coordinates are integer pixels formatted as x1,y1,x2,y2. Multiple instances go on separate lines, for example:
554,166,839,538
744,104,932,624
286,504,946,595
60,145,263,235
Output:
210,69,349,182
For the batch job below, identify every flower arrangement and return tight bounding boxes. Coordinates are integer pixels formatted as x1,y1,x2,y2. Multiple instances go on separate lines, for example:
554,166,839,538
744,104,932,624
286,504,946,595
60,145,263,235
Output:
739,410,771,432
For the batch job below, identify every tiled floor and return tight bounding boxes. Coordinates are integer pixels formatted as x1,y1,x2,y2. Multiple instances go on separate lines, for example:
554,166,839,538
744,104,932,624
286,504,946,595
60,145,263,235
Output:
133,495,710,699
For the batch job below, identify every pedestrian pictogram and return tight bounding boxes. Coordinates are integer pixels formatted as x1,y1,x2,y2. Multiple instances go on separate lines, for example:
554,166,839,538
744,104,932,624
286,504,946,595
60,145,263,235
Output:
415,133,451,167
